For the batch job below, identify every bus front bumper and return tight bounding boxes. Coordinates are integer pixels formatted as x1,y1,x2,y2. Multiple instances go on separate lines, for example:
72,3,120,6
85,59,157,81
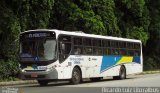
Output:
20,69,58,80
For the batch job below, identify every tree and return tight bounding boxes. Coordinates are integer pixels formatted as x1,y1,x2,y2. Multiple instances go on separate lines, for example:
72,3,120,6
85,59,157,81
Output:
115,0,149,45
144,0,160,70
91,0,121,36
50,0,105,35
0,0,55,80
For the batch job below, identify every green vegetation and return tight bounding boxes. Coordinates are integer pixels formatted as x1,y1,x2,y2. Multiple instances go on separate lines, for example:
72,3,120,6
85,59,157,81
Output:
0,0,159,80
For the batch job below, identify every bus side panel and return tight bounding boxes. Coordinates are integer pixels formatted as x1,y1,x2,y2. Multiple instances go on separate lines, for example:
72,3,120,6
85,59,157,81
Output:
59,55,142,79
66,55,102,79
57,59,72,79
86,56,121,77
55,67,64,79
62,66,71,79
60,55,85,79
124,63,143,75
92,56,103,77
100,65,120,77
84,56,102,78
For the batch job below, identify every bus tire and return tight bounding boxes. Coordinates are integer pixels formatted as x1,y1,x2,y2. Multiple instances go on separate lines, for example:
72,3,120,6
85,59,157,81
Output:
119,66,126,80
70,67,81,84
113,66,126,80
37,80,48,86
90,77,102,82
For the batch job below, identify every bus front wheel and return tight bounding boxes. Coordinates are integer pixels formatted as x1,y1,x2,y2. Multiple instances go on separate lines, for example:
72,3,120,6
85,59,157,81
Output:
70,67,81,84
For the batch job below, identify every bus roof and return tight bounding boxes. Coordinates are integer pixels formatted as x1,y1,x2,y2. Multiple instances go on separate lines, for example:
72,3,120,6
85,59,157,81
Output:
21,29,141,43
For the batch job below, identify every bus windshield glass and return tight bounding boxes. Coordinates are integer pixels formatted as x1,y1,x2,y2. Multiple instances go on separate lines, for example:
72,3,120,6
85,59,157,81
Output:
20,32,57,61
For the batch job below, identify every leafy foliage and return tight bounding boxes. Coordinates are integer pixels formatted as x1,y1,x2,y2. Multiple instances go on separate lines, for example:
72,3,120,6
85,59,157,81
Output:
143,0,160,70
0,0,54,80
114,0,149,44
0,59,19,80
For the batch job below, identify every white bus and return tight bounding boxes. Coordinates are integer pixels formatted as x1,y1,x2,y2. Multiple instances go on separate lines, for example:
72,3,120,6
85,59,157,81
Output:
19,29,143,86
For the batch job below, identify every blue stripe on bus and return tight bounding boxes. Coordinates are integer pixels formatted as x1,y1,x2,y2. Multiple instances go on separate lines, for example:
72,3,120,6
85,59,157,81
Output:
100,56,140,73
133,56,141,64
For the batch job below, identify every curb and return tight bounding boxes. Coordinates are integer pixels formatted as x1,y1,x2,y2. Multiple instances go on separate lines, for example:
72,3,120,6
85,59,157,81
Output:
0,80,37,86
141,70,160,74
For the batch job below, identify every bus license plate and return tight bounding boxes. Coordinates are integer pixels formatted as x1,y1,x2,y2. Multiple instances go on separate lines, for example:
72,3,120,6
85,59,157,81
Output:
31,74,38,78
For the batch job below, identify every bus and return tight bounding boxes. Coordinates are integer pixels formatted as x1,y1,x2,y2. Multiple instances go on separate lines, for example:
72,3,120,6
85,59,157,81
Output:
19,29,143,86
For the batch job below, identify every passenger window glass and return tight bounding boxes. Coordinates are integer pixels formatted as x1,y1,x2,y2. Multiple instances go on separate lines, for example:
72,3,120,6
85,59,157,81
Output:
119,49,126,56
127,42,134,49
93,48,102,55
84,47,92,55
93,39,101,47
111,48,119,55
135,43,140,49
74,37,82,45
103,40,110,47
74,46,83,55
115,49,119,55
135,50,140,56
115,42,119,48
103,48,111,55
111,41,116,48
123,42,126,48
83,38,92,46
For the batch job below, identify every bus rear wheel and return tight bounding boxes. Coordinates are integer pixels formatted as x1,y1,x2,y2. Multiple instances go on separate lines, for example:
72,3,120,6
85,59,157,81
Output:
37,80,48,86
113,66,126,80
70,67,81,84
119,66,126,80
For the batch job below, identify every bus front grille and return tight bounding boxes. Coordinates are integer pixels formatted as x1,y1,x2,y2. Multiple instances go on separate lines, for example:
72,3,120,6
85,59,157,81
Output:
24,75,45,78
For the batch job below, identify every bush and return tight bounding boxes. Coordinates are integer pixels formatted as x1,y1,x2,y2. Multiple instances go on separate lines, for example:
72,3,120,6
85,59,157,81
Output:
143,57,159,71
0,59,19,81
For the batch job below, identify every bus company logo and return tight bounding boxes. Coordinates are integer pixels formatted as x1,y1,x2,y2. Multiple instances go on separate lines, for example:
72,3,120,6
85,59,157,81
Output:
70,58,84,61
70,57,84,64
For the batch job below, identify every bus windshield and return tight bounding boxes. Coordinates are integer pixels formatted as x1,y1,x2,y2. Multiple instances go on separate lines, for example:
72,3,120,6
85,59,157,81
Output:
20,39,57,61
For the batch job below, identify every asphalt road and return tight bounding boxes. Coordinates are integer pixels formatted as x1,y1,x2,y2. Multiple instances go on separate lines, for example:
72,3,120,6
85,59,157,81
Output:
1,74,160,93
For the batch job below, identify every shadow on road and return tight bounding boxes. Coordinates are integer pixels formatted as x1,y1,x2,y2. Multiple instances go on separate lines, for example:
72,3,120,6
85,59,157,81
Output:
25,77,135,88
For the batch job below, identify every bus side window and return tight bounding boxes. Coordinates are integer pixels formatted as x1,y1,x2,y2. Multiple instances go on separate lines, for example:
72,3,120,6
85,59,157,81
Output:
103,48,108,55
73,37,83,55
92,39,102,55
74,46,82,55
84,47,92,55
74,37,82,45
83,38,92,46
83,38,93,55
93,48,102,55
